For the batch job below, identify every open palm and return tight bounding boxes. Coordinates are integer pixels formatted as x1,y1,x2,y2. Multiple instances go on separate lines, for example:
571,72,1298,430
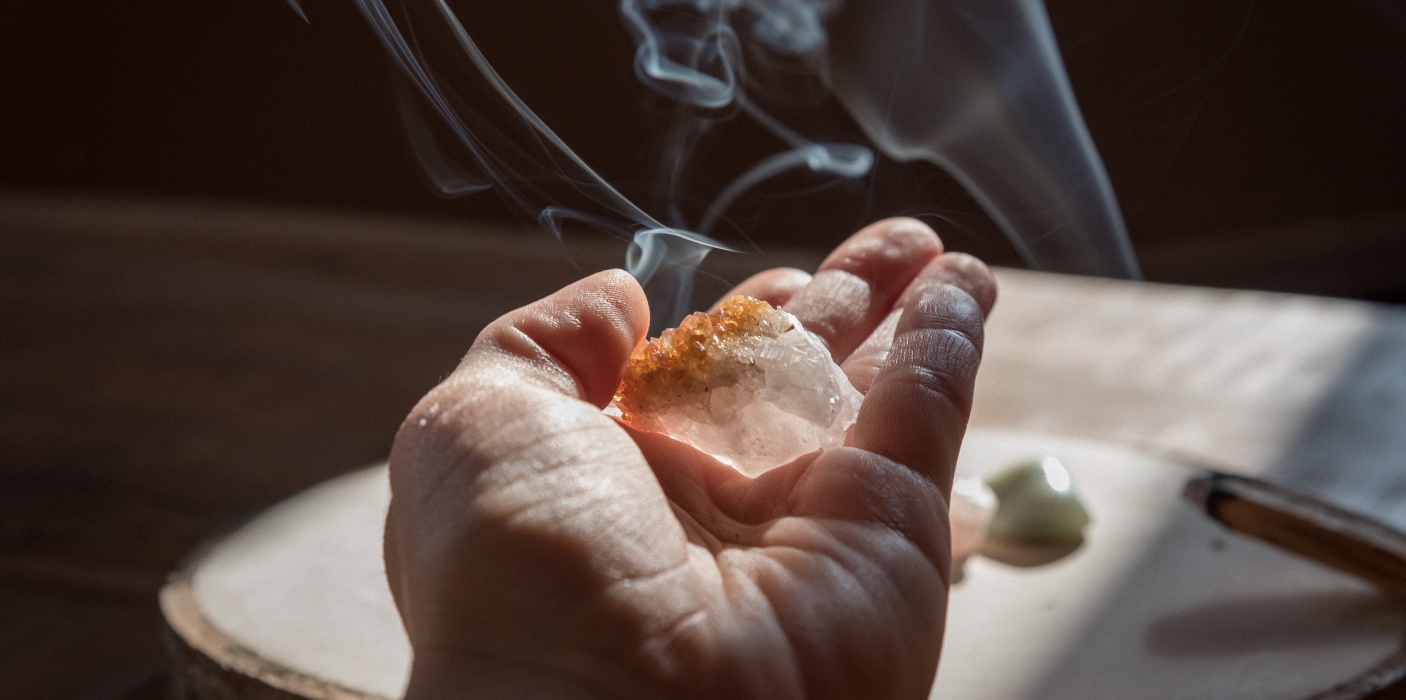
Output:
384,219,997,700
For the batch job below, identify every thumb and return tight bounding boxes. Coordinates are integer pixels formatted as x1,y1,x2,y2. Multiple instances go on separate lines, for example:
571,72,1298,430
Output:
455,268,650,406
384,270,690,637
388,267,652,530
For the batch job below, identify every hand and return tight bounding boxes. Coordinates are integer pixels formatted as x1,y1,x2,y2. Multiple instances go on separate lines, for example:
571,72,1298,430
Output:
384,218,997,700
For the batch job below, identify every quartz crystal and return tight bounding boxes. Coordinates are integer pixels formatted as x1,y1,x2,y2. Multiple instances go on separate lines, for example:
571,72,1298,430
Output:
612,296,862,477
950,475,998,572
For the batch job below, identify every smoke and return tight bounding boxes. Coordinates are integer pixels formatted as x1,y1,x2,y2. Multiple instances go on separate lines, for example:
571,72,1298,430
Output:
620,0,1140,277
340,0,762,327
287,0,309,24
298,0,1140,324
618,0,878,237
825,0,1140,277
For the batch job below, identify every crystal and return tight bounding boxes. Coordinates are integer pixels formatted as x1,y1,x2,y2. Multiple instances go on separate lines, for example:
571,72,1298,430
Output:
950,475,998,573
612,296,862,477
985,456,1091,546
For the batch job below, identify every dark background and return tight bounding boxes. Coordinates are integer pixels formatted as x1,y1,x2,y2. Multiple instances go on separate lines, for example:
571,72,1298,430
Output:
3,0,1405,299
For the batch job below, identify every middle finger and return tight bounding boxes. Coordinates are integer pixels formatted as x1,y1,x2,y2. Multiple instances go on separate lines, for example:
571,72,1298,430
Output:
782,218,944,362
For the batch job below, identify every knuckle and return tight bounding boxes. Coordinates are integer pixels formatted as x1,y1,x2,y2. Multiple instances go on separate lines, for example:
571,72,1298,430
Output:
889,326,981,413
909,285,985,347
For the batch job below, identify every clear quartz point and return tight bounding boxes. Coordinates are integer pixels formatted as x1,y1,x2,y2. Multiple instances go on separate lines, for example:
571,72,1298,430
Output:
611,296,862,477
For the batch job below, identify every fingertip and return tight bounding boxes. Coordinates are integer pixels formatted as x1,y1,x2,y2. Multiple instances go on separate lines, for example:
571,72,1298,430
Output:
847,218,945,259
589,268,653,338
938,253,997,317
547,269,651,404
898,253,998,319
887,286,985,410
709,267,813,313
473,269,650,406
784,218,945,359
821,218,944,274
594,267,648,298
897,282,985,350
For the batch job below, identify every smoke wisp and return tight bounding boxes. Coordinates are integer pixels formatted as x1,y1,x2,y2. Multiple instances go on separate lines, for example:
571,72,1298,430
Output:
300,0,1141,322
826,0,1140,277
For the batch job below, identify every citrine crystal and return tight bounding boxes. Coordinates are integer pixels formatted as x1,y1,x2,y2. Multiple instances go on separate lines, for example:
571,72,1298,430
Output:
612,296,862,476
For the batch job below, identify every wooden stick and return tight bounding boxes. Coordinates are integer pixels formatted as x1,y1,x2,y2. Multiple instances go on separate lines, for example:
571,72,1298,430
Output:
1184,473,1406,602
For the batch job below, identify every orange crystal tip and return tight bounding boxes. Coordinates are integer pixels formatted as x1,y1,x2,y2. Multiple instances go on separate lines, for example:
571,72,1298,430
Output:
612,295,790,421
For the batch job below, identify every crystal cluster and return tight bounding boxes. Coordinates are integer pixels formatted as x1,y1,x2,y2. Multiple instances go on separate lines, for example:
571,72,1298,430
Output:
612,296,862,476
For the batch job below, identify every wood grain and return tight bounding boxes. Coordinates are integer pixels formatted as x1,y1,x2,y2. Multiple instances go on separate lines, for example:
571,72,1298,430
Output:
161,573,381,700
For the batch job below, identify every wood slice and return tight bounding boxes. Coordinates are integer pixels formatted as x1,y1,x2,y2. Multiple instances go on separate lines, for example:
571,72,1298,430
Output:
160,429,1406,699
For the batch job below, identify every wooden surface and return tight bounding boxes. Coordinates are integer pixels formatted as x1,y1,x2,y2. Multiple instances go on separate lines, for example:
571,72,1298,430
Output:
4,192,1406,698
973,270,1406,527
163,432,1406,700
163,467,401,700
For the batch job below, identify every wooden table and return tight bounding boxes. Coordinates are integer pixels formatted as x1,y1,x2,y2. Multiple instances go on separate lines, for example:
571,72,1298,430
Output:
3,193,1405,698
974,268,1406,525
